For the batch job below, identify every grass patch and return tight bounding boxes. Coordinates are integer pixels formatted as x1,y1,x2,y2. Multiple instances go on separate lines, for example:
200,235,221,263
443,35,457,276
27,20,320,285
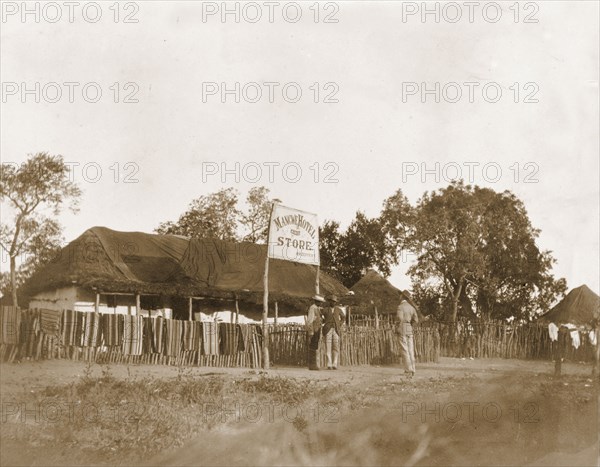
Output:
0,366,345,464
235,375,316,405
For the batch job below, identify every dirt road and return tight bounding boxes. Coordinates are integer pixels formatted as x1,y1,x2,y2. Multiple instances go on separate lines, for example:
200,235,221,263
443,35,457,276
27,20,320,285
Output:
1,358,597,466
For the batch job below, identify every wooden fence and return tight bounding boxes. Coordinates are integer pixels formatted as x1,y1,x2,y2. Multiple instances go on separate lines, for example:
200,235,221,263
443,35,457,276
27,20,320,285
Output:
0,307,440,368
0,307,595,367
435,319,596,362
308,314,597,363
0,307,264,368
348,314,395,328
268,323,440,367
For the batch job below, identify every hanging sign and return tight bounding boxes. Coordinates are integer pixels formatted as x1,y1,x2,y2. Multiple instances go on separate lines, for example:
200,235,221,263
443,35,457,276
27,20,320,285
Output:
267,204,320,265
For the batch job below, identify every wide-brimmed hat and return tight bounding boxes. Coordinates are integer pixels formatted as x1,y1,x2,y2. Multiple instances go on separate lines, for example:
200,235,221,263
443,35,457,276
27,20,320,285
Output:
313,295,325,302
329,295,339,303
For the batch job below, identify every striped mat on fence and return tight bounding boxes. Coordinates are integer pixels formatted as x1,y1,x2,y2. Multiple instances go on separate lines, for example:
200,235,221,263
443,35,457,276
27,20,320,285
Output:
101,313,124,346
40,309,61,338
0,306,21,345
122,315,143,356
164,318,183,357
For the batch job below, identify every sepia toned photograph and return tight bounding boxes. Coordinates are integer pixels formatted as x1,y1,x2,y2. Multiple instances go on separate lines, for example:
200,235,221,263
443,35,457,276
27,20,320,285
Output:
1,1,598,466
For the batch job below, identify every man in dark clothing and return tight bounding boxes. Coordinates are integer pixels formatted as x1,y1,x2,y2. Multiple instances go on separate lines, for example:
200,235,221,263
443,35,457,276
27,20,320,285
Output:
553,324,570,377
322,295,343,369
306,295,324,370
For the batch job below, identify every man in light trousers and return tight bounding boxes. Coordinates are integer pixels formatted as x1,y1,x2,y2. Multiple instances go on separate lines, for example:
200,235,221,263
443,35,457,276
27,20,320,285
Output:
322,295,343,370
306,295,325,370
397,296,419,377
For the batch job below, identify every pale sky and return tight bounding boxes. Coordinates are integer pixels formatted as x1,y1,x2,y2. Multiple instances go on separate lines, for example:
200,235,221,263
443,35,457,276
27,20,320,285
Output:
1,1,598,295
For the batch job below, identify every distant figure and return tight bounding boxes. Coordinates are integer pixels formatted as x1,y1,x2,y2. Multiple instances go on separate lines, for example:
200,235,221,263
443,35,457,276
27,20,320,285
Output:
306,295,324,370
591,318,599,380
322,295,343,370
396,296,419,377
553,324,570,377
460,320,475,359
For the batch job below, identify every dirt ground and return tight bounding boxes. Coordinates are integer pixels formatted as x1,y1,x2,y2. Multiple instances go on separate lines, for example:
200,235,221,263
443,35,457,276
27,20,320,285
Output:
1,358,598,466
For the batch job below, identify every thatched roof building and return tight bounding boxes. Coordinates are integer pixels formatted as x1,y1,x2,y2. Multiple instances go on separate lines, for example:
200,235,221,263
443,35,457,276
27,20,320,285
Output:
348,269,415,315
539,284,600,325
22,227,348,318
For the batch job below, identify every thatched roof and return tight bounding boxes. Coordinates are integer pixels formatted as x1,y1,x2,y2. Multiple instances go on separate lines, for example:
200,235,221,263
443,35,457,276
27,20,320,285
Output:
539,284,600,325
22,227,348,316
348,269,413,315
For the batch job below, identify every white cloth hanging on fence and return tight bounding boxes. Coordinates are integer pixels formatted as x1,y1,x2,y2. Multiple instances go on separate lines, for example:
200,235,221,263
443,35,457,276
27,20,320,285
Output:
563,323,580,349
570,330,580,349
548,323,559,342
589,330,597,346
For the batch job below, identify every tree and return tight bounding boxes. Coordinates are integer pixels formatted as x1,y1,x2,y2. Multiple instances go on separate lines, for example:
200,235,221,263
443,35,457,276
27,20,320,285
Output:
406,182,487,322
395,181,566,322
380,188,414,263
319,220,343,281
0,220,63,302
411,282,448,319
319,213,395,288
471,186,567,321
241,187,272,243
156,188,241,240
0,153,81,307
156,187,276,242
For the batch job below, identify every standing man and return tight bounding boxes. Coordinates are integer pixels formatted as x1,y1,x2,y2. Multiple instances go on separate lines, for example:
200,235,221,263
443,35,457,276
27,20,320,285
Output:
554,324,570,377
397,294,419,377
306,295,324,370
322,295,343,370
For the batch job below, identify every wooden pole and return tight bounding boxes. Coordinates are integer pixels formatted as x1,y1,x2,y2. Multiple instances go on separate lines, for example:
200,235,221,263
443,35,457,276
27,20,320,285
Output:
274,301,278,326
95,293,100,314
135,294,141,316
188,297,193,321
235,300,240,324
262,202,277,370
315,265,320,296
263,253,270,369
375,306,379,330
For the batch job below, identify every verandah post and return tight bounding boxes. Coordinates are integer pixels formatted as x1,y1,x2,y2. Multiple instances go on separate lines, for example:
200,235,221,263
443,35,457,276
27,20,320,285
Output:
262,252,270,370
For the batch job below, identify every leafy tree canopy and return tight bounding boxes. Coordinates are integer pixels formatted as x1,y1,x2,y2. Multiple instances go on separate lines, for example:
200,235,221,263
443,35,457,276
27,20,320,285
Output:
0,152,81,306
382,181,566,321
156,186,273,243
